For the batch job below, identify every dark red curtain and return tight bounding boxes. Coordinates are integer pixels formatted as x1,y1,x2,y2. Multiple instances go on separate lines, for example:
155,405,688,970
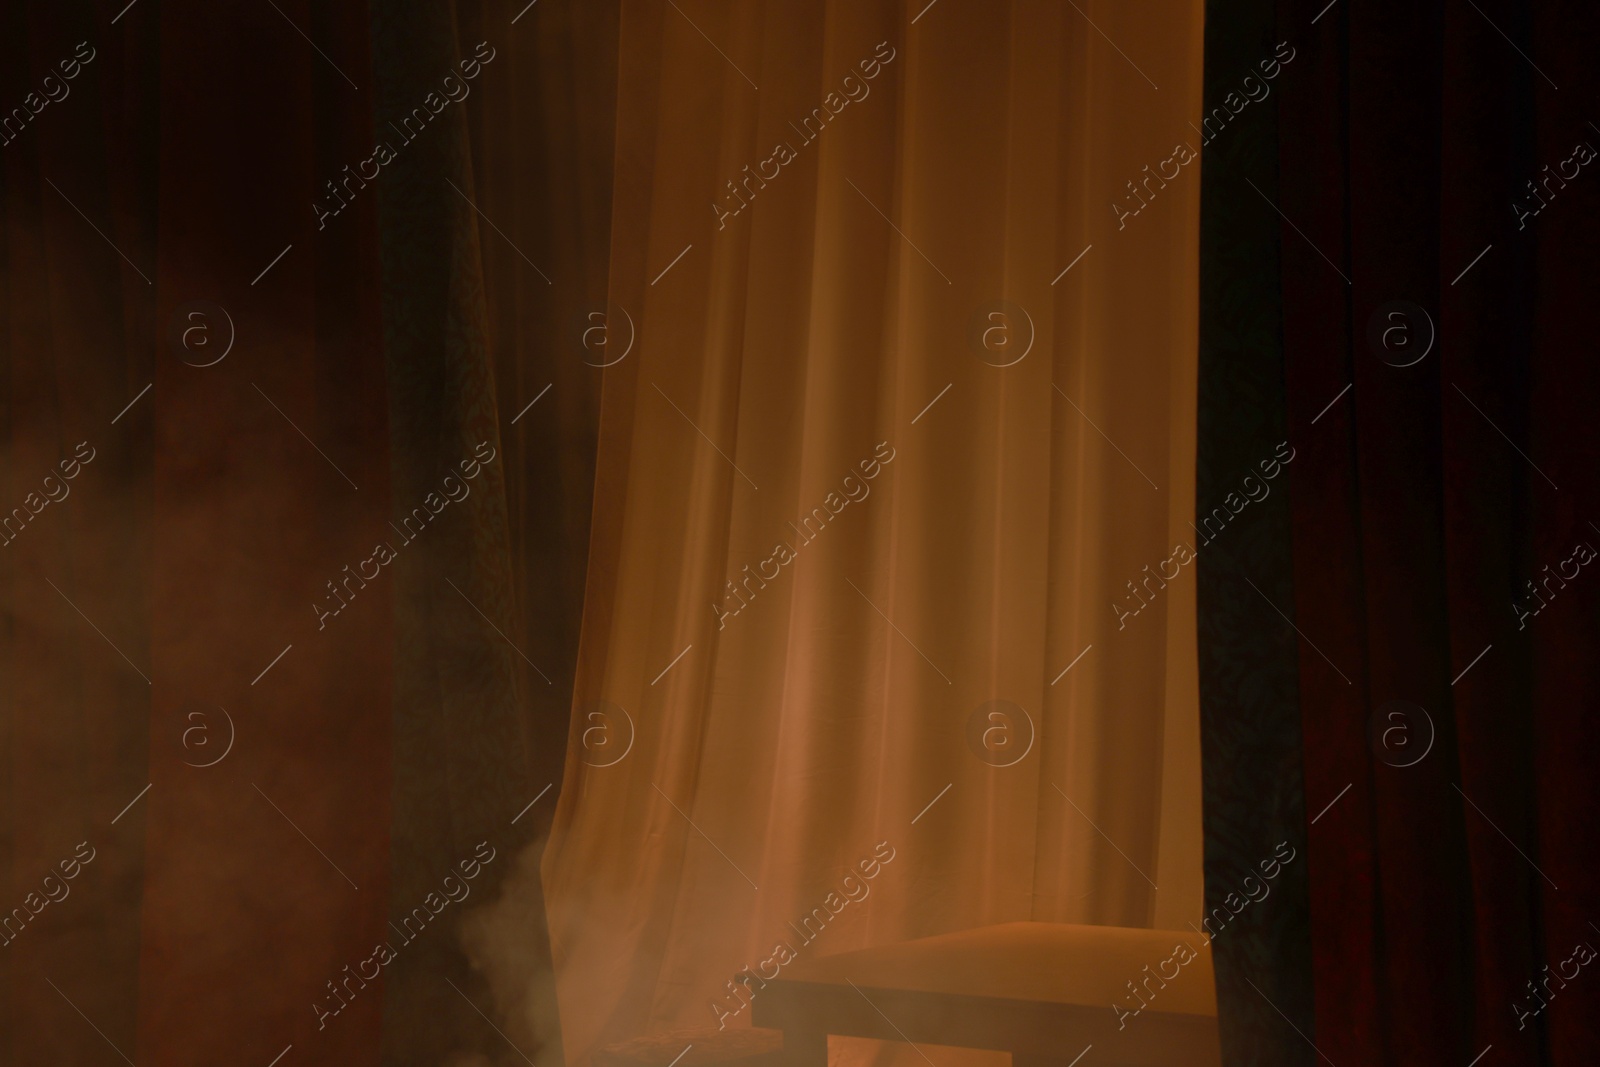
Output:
1,3,157,1063
1,2,611,1064
1200,0,1600,1063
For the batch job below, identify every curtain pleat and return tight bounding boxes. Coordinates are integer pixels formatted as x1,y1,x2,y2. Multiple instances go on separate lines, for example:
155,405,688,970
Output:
0,4,156,1064
371,2,613,1064
5,2,609,1063
1192,0,1314,1062
1200,0,1600,1062
137,1,394,1063
540,3,1207,1065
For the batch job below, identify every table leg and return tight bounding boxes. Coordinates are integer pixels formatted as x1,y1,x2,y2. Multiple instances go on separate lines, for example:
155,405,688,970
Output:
781,1029,828,1067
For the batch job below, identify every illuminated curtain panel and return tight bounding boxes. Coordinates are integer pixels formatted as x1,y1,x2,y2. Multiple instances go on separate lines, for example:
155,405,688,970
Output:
537,2,1205,1064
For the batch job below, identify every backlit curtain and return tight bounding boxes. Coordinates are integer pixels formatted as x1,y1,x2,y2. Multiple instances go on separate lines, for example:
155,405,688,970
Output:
537,2,1207,1065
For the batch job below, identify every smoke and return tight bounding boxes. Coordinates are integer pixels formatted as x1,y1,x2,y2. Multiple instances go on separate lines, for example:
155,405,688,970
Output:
455,834,565,1067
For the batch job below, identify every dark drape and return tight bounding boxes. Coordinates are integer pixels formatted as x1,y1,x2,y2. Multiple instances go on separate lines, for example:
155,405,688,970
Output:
2,2,610,1063
1194,1,1312,1063
1200,0,1600,1063
147,1,393,1063
370,0,614,1063
1,3,155,1063
10,0,395,1062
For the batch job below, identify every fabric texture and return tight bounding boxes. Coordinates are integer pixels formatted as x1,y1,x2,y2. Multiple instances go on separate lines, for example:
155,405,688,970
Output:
1193,3,1313,1064
1,2,608,1064
1197,0,1600,1062
1,4,156,1063
539,2,1208,1065
371,1,614,1063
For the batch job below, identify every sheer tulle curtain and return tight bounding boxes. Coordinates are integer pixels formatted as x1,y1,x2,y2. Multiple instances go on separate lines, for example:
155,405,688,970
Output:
541,2,1204,1064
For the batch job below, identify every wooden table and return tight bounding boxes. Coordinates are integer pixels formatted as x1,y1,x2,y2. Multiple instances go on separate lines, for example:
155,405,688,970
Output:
750,921,1219,1067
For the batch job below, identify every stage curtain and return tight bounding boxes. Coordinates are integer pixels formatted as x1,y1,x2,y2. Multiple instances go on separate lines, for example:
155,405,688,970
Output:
140,1,395,1064
0,4,156,1064
371,1,615,1064
7,1,394,1064
537,2,1207,1065
1197,0,1600,1062
1,3,610,1064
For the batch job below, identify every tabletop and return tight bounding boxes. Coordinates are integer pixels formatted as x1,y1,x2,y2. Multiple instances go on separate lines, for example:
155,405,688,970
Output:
750,921,1220,1067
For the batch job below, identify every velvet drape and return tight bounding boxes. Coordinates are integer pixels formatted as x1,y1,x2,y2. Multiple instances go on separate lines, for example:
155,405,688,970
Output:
1,2,607,1064
372,1,614,1063
1198,0,1600,1062
1,4,156,1063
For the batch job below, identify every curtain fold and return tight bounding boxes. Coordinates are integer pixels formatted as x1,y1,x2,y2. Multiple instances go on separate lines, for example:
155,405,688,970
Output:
139,1,395,1063
371,1,614,1064
1199,0,1600,1062
539,3,1208,1065
4,3,611,1063
0,5,156,1064
1192,2,1313,1064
